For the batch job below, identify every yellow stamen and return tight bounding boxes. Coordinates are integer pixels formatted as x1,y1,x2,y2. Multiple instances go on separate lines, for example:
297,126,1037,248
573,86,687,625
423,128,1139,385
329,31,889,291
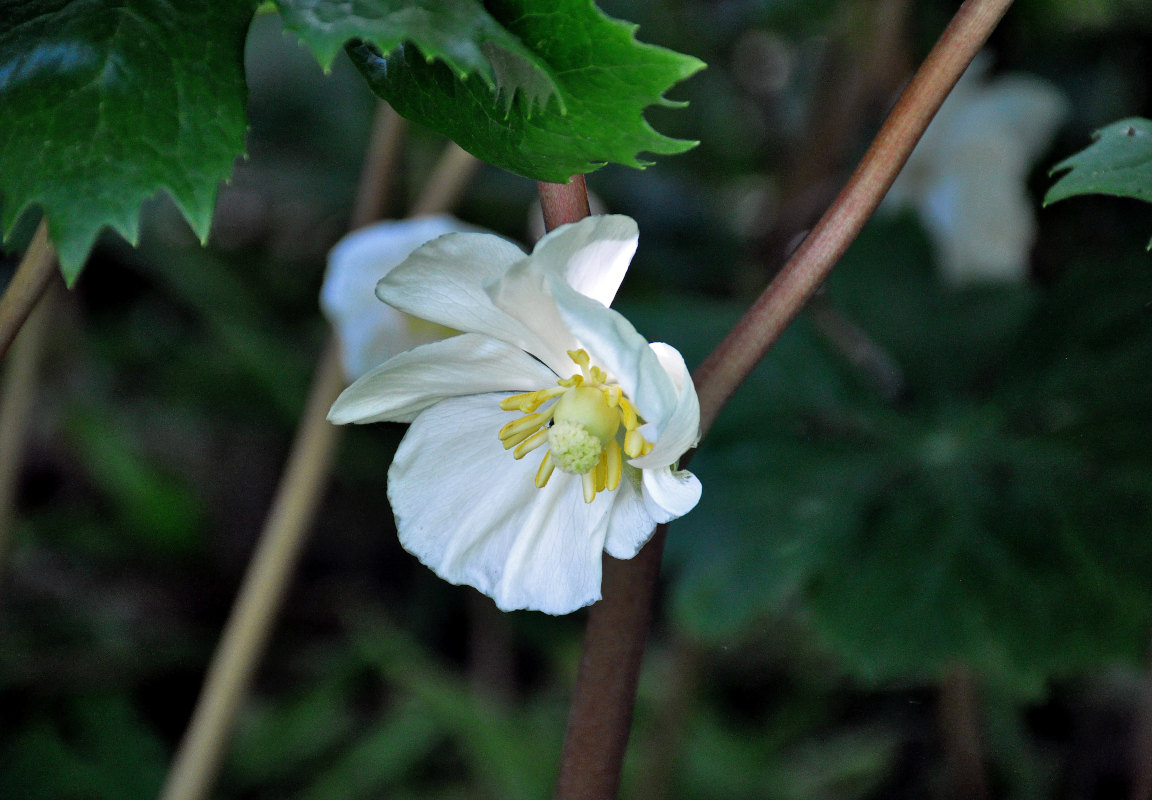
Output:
593,450,608,493
513,428,550,459
568,349,591,374
500,386,565,413
581,471,597,503
535,451,555,488
497,348,657,499
499,411,550,446
624,429,646,459
605,439,622,491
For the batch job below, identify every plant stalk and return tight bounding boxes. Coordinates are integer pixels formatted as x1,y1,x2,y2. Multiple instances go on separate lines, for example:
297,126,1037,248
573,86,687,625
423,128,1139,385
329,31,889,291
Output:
158,108,477,800
551,0,1014,796
694,0,1014,438
0,219,57,362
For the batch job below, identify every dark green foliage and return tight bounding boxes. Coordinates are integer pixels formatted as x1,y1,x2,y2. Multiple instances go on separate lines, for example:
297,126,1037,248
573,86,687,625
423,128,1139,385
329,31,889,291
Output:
0,0,256,282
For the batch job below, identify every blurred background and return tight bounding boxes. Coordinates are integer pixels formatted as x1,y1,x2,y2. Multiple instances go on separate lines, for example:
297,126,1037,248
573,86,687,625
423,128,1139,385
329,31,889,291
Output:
4,0,1152,797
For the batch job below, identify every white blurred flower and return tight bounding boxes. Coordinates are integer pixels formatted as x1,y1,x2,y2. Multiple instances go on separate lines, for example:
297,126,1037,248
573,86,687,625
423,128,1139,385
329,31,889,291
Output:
321,216,477,380
328,215,702,614
885,53,1069,285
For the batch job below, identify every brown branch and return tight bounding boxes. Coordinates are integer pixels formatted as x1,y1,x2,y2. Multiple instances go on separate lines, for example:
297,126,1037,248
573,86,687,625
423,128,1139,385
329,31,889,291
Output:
159,110,478,800
538,175,661,800
0,219,58,362
551,0,1015,797
940,665,991,800
538,175,591,231
694,0,1014,439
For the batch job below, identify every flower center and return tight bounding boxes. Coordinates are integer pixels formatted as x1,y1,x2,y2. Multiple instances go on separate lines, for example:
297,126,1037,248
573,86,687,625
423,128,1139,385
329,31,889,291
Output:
497,349,654,503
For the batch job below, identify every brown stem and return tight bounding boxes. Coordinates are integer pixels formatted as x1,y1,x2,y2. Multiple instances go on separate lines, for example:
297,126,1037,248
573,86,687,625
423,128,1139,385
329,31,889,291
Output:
0,219,58,362
552,1,1013,797
1128,638,1152,800
539,175,658,800
351,104,406,230
694,0,1014,438
538,176,592,230
554,529,668,800
0,277,59,578
939,666,991,800
158,111,478,800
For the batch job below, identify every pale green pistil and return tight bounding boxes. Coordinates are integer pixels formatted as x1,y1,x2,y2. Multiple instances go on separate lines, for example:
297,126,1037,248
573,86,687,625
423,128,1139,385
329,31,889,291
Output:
498,349,651,503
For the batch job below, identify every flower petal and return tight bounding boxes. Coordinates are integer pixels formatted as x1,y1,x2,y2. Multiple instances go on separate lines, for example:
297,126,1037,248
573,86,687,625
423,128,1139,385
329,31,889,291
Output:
322,216,476,380
602,467,660,560
328,334,556,425
485,259,583,377
389,395,616,614
531,215,639,306
548,277,680,439
642,465,702,523
628,343,700,469
376,230,562,360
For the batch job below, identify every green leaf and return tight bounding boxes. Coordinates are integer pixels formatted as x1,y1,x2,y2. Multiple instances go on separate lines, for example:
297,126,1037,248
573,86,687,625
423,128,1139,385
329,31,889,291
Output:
0,695,166,800
669,220,1152,696
1045,117,1152,245
0,0,255,284
344,0,705,182
274,0,560,115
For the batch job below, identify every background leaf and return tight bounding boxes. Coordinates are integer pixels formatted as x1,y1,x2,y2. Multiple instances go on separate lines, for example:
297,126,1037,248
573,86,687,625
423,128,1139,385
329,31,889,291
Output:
1046,117,1152,244
274,0,561,115
0,0,254,283
345,0,705,181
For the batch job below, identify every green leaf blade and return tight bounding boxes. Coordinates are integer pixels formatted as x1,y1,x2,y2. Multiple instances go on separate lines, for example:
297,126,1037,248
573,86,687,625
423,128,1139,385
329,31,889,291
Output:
274,0,563,115
1046,117,1152,205
0,0,254,283
344,0,705,181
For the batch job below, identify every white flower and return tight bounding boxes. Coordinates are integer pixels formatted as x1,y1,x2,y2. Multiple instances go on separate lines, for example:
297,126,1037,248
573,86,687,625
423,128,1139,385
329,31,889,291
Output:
328,215,702,614
885,53,1069,285
321,216,478,381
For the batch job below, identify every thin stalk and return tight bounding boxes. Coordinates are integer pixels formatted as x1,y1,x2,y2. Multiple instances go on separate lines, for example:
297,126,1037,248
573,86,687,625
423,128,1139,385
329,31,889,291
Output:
158,112,478,800
940,666,991,800
552,0,1014,797
0,276,59,576
1128,637,1152,800
694,0,1014,438
0,219,57,362
156,335,347,800
410,142,481,218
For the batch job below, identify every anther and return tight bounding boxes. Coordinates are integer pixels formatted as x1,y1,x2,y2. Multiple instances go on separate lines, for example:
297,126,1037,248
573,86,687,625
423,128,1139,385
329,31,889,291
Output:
535,451,555,488
581,471,597,503
513,428,551,459
624,429,646,458
605,439,622,491
499,412,549,447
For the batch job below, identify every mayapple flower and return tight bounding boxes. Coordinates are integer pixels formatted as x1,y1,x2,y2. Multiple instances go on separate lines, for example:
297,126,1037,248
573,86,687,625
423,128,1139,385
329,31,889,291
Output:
885,52,1069,286
328,215,702,614
321,216,476,381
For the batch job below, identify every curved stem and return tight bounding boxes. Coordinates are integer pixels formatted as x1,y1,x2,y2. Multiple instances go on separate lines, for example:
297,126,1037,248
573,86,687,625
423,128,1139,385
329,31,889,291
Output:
552,0,1013,797
157,336,347,800
694,0,1013,438
0,276,59,577
158,111,478,800
0,219,57,362
940,666,991,800
538,176,591,231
